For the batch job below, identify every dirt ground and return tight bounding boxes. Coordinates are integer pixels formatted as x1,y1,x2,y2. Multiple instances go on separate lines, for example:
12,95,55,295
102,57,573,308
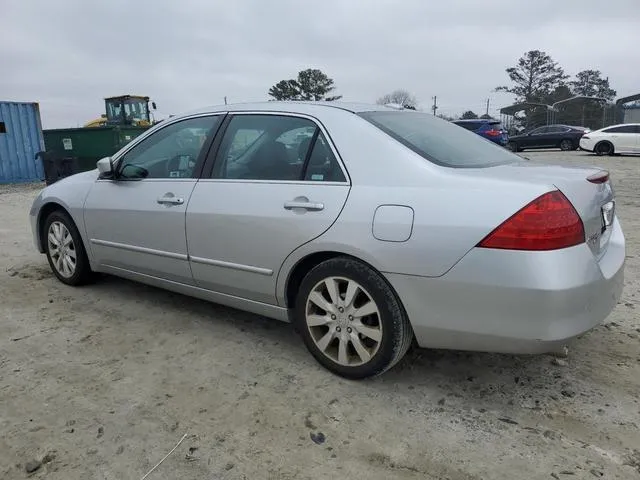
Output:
1,150,639,480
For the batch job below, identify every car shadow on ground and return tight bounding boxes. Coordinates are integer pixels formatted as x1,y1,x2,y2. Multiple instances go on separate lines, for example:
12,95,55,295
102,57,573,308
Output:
85,273,567,403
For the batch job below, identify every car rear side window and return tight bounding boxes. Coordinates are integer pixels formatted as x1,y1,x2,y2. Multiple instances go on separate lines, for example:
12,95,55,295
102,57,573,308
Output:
303,132,346,182
603,125,637,134
359,111,520,168
212,114,345,182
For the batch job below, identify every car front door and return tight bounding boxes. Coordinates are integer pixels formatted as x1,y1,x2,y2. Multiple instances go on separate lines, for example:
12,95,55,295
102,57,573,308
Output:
186,113,351,305
83,114,223,284
546,126,567,147
522,126,549,148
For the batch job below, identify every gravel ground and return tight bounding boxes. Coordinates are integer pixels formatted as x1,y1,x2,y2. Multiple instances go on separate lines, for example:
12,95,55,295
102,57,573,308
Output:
1,151,639,480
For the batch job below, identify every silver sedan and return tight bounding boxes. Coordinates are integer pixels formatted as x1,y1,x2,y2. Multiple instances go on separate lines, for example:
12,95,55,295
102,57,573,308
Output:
30,102,625,379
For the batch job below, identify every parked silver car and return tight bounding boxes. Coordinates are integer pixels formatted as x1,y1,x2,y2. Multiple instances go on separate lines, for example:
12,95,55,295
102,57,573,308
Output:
30,102,625,379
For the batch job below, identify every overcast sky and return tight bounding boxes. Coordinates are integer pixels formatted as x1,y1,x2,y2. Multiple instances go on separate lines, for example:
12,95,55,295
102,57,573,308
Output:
2,0,638,128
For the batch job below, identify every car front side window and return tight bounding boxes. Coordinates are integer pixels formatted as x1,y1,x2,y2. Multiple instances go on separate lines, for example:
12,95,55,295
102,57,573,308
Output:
117,115,221,180
530,127,548,135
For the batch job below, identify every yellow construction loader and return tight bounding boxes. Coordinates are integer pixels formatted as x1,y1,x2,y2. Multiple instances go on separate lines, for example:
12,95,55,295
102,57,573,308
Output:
83,95,157,127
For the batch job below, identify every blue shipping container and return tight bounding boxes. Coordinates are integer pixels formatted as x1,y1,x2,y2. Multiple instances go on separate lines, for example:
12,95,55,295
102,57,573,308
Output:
0,101,45,183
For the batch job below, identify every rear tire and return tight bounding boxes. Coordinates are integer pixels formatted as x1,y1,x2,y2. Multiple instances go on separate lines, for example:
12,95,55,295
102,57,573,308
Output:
507,141,521,152
43,210,93,286
559,139,574,151
595,141,614,156
294,257,413,379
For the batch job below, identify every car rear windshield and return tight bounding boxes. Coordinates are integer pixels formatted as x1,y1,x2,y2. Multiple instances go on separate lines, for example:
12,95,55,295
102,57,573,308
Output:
453,121,480,131
483,121,503,131
359,111,520,168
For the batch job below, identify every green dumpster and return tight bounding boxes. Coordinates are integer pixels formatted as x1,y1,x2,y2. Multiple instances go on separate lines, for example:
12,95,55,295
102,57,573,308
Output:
42,125,149,173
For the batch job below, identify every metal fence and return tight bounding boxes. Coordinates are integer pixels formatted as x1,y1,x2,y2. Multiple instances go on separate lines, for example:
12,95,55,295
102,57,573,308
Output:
499,94,639,133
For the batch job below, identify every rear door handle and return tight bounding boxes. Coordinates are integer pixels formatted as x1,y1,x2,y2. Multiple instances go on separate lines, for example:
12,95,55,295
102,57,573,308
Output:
284,201,324,211
157,194,184,205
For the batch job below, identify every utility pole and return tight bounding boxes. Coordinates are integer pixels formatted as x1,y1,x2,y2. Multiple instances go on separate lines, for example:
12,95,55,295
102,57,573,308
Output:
485,98,490,116
431,96,438,115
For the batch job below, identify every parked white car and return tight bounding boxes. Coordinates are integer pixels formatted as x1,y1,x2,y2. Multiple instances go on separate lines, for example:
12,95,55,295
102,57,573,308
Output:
579,123,640,155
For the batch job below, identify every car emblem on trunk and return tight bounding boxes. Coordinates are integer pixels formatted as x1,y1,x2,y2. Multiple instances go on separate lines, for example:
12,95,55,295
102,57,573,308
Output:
601,201,615,228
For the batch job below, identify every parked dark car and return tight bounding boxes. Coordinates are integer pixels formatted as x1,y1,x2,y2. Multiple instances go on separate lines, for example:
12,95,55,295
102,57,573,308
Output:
452,119,509,146
506,124,590,152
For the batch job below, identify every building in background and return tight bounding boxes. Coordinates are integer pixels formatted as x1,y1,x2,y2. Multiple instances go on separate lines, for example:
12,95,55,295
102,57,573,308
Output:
623,102,640,123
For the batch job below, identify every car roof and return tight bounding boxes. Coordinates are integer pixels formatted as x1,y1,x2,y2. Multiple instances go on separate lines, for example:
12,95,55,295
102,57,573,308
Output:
179,101,403,118
596,123,640,131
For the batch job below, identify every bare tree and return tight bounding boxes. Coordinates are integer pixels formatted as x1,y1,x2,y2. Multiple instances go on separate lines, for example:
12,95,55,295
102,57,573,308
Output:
376,89,417,108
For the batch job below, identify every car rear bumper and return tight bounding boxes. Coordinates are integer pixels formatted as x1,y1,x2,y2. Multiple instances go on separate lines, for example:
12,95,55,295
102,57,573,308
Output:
579,138,595,152
385,217,625,354
483,135,508,146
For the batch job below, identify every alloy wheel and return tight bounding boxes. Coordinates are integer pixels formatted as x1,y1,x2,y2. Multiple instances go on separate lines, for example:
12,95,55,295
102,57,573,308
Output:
305,277,382,366
597,142,612,155
47,221,77,278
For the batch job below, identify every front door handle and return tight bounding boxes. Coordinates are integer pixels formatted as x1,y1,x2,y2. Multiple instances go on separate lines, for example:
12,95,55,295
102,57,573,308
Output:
157,194,184,205
284,200,324,211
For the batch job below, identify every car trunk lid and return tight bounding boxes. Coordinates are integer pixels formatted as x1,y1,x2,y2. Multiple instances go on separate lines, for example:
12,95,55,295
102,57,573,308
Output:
465,161,615,259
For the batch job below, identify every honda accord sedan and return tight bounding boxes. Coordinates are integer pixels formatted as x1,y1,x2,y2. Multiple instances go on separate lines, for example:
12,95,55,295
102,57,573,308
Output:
29,102,625,379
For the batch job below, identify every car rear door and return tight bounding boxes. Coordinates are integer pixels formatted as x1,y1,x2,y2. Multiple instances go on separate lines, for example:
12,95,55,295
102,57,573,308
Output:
185,113,350,305
605,125,638,152
83,114,223,284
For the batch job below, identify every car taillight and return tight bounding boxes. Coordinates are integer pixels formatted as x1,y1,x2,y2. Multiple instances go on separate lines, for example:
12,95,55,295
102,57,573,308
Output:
477,190,584,251
485,129,501,136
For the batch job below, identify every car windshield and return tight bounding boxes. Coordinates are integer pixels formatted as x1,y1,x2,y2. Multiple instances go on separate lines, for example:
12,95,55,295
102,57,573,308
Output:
359,111,521,168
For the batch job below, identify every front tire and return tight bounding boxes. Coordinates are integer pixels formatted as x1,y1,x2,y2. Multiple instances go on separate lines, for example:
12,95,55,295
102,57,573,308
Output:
43,210,93,286
295,257,413,379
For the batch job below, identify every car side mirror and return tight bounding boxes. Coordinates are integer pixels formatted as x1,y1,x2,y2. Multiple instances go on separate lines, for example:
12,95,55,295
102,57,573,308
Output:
152,102,157,110
97,157,114,179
